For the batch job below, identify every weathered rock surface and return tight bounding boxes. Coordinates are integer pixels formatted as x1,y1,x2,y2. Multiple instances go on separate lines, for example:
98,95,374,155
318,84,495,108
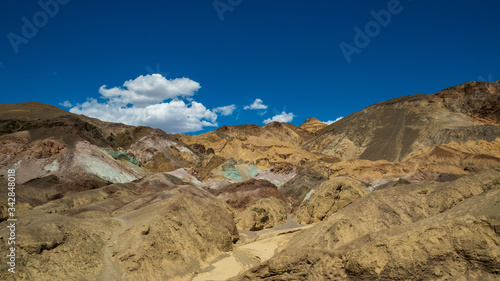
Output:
0,210,114,281
213,179,292,232
235,197,288,231
209,158,263,183
232,170,500,280
254,162,297,187
110,186,238,280
305,158,470,185
0,173,238,281
295,176,370,224
214,179,289,211
279,167,327,209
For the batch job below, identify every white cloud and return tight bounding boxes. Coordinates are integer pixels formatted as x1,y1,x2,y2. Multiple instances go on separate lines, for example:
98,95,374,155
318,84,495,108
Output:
213,104,236,116
324,117,343,125
99,74,201,107
71,98,217,133
59,101,73,108
244,98,268,110
263,111,295,124
68,74,219,133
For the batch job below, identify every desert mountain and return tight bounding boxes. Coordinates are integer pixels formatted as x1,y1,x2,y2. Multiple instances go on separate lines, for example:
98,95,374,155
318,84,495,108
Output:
0,103,208,190
304,81,500,162
177,121,337,172
0,80,499,280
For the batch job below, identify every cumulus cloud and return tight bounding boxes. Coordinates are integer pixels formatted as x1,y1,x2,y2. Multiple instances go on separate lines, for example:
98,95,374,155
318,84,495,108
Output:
244,98,268,110
99,74,201,107
69,74,219,133
324,117,343,125
71,98,217,133
213,104,236,116
263,111,295,124
59,101,73,108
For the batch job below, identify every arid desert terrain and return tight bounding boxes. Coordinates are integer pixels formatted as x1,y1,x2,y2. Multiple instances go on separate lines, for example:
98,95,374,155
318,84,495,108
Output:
1,80,499,280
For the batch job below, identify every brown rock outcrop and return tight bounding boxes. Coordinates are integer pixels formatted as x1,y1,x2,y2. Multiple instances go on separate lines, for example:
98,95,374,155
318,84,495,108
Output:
214,179,288,211
177,122,322,170
279,167,327,209
295,176,369,224
111,186,238,280
299,117,327,134
235,197,288,231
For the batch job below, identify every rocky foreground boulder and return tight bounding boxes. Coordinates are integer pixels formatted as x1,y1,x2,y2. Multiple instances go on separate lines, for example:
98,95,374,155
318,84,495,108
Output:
214,179,288,211
235,197,287,231
295,176,369,224
232,169,500,280
214,179,291,231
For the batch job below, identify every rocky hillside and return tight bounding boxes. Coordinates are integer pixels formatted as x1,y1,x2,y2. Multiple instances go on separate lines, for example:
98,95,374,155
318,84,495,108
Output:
298,117,327,134
177,121,326,170
232,170,500,280
304,81,500,162
0,174,238,280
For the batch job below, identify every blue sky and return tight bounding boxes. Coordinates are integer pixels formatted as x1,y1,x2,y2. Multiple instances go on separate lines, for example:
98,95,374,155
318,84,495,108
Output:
0,0,499,133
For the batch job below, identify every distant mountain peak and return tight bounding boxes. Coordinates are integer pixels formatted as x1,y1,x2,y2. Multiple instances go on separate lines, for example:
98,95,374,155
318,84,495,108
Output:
305,117,321,123
304,80,500,162
0,102,71,121
299,117,327,133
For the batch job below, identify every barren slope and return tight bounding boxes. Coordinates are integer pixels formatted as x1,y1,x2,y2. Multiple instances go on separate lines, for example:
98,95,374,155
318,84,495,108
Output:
304,81,500,162
0,174,238,281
